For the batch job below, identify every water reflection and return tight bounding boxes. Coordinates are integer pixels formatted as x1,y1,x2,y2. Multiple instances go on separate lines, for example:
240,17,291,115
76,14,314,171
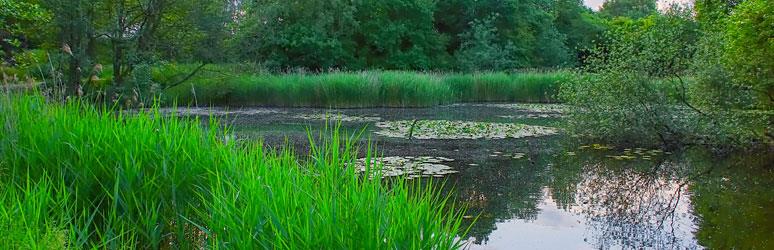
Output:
456,144,705,249
689,150,774,249
573,160,696,249
454,143,774,249
191,104,772,249
452,160,546,244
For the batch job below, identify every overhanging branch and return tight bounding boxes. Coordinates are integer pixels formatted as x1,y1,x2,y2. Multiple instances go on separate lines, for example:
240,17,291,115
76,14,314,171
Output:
163,63,208,90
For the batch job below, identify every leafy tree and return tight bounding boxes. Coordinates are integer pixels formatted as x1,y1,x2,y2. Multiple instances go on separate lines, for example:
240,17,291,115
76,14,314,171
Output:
694,0,744,26
455,16,520,71
40,0,98,95
0,0,51,64
553,0,608,65
436,0,572,68
353,0,449,70
725,0,773,107
153,0,232,62
232,0,359,70
39,0,193,101
599,0,657,19
560,10,702,147
690,0,772,142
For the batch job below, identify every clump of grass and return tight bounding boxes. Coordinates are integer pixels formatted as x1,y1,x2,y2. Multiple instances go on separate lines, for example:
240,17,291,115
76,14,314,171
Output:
224,71,453,107
0,94,468,248
159,66,569,107
445,72,568,103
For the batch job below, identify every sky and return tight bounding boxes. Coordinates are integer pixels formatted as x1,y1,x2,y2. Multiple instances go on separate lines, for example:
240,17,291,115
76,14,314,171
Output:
583,0,693,11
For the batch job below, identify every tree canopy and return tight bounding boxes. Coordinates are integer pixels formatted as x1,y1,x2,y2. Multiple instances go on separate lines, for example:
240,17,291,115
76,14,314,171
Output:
2,0,619,73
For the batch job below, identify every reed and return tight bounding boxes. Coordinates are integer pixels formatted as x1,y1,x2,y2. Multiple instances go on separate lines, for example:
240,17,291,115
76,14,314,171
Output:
159,66,569,107
0,94,468,249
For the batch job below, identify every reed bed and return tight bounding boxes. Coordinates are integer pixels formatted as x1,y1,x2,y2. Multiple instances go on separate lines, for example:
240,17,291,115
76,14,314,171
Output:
159,66,568,107
0,94,468,249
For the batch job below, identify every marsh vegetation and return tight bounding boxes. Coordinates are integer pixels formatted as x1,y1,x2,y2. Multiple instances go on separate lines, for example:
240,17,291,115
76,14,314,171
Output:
1,0,772,249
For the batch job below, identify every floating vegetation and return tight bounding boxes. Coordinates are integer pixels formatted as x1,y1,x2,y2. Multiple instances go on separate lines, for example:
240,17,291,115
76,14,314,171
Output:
606,155,638,160
291,113,381,122
489,151,527,159
153,107,286,116
375,120,559,140
606,147,665,161
511,153,526,159
580,144,615,150
498,114,562,119
354,156,458,179
448,103,567,114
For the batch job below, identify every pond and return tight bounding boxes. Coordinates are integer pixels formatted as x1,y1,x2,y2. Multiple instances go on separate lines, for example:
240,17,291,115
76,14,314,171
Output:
169,104,773,249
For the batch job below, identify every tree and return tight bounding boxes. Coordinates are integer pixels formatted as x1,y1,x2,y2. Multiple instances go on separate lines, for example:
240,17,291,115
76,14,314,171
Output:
560,10,702,147
599,0,657,19
353,0,449,70
436,0,572,69
553,0,607,65
455,16,520,71
40,0,97,95
0,0,51,64
153,0,232,62
694,0,744,26
232,0,359,70
725,0,773,107
41,0,201,98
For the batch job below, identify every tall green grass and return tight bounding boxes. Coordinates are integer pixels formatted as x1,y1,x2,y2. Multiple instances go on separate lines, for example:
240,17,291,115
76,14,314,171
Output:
159,65,568,107
0,94,468,249
445,72,564,103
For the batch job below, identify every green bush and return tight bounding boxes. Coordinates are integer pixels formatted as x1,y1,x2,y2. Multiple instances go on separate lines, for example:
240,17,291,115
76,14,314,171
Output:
560,10,699,147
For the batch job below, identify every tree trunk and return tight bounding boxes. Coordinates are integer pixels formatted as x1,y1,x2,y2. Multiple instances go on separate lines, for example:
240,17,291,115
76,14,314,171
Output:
112,0,127,86
66,32,82,97
0,30,15,64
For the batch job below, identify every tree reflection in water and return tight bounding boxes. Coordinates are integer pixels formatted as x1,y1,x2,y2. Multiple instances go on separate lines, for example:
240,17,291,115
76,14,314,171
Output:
452,144,767,249
576,160,697,249
453,159,547,244
689,149,774,249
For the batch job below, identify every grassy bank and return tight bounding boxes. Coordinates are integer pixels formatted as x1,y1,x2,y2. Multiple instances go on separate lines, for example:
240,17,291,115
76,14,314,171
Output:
0,94,468,249
157,65,568,107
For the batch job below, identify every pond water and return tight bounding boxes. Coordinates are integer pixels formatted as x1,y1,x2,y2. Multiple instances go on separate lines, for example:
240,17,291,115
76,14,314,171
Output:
171,104,773,249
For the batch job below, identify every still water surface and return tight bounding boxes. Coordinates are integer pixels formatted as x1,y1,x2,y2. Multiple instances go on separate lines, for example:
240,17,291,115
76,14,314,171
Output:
174,104,772,249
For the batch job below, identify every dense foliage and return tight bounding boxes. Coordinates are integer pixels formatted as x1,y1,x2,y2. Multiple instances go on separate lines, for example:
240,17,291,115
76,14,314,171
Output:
2,0,610,75
0,0,50,64
0,0,620,106
599,0,657,19
724,0,773,107
560,1,773,149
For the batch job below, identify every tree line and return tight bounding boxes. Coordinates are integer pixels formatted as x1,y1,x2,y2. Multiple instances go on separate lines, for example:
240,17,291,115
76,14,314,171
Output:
2,0,667,75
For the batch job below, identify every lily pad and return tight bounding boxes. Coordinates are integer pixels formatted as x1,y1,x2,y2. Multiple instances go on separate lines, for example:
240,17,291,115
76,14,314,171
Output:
291,113,381,122
374,120,559,140
153,107,286,116
353,156,458,179
448,103,567,114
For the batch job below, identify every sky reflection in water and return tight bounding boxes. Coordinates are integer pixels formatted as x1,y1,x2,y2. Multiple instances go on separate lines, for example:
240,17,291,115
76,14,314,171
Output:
178,104,772,249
